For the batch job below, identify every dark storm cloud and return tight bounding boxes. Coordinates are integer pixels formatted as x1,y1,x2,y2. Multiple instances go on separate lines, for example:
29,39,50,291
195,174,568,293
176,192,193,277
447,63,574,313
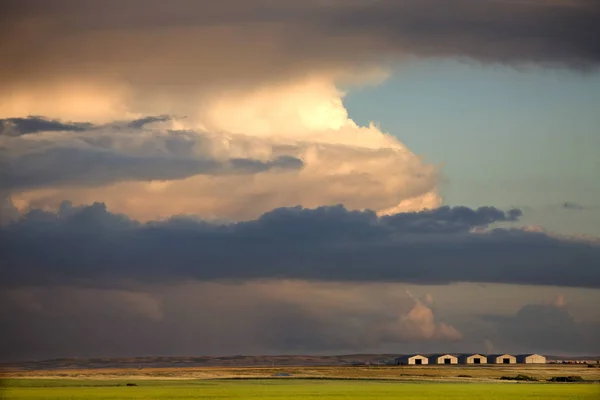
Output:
1,203,598,288
0,0,599,92
5,0,599,65
0,116,303,190
322,0,600,66
480,302,600,354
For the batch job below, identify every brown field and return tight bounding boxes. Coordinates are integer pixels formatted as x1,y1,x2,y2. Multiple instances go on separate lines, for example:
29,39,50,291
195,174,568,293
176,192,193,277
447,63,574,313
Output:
3,364,599,383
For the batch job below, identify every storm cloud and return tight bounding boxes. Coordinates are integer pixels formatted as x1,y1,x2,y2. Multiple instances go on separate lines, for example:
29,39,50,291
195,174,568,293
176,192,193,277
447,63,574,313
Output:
1,1,599,123
0,282,465,361
1,202,599,289
2,0,599,87
480,297,600,354
1,0,599,362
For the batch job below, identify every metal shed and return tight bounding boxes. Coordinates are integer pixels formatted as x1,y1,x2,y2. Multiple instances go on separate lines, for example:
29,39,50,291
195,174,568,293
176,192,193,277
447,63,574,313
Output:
395,354,429,365
458,354,487,364
516,354,546,364
428,354,458,365
488,354,516,364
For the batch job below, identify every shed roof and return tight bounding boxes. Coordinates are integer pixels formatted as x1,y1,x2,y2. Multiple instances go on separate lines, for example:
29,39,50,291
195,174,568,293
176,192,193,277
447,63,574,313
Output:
428,353,458,358
395,354,427,360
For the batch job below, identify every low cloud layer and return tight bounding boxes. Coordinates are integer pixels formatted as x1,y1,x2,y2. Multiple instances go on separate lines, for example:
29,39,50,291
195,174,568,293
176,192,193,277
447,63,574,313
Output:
2,202,599,289
0,282,464,361
480,296,600,355
2,282,597,362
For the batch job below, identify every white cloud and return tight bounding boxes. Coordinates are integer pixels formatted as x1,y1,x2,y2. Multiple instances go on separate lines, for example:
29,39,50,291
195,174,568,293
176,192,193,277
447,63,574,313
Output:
5,75,441,221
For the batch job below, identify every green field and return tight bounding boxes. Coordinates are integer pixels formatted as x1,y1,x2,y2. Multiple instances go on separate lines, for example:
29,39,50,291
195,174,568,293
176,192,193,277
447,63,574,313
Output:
2,379,599,400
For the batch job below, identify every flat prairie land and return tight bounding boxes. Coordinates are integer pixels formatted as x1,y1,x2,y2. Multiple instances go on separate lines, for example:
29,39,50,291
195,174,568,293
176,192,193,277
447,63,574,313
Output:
2,363,599,381
2,379,600,400
2,364,599,399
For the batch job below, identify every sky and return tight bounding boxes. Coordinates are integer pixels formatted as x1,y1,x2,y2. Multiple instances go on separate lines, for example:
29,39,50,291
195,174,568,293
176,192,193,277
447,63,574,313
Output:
344,60,600,236
1,0,599,361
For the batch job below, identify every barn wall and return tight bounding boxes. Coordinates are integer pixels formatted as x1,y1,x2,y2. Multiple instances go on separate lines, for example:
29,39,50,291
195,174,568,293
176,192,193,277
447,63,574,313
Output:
409,356,429,365
429,355,458,364
395,355,429,365
464,355,487,364
521,354,546,364
492,355,516,364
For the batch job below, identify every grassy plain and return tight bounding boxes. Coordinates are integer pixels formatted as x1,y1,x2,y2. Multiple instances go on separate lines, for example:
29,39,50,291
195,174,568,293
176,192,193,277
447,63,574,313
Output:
2,379,600,400
3,364,599,381
2,365,599,399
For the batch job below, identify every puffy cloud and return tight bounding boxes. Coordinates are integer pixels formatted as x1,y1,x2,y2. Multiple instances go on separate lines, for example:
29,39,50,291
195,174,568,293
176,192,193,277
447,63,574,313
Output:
0,119,303,191
5,1,593,221
1,202,598,289
2,79,441,220
399,293,463,342
265,284,463,348
3,1,593,221
0,3,597,212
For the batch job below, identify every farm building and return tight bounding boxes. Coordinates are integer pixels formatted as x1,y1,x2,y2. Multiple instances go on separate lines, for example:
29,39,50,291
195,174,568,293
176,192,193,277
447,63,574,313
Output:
488,354,516,364
516,354,546,364
395,354,429,365
428,354,458,365
458,354,487,364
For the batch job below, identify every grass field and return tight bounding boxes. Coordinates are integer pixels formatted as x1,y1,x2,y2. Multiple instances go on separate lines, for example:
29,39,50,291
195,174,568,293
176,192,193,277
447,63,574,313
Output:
4,364,600,381
2,364,599,399
2,379,600,400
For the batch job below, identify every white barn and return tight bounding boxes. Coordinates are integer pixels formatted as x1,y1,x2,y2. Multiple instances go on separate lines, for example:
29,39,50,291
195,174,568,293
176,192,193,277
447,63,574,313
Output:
458,354,487,364
488,354,516,364
428,354,458,365
395,354,429,365
516,354,546,364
